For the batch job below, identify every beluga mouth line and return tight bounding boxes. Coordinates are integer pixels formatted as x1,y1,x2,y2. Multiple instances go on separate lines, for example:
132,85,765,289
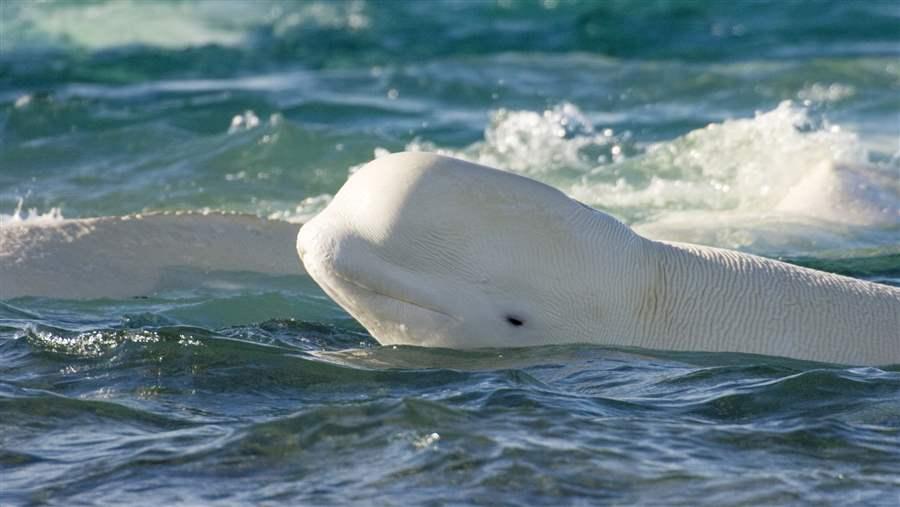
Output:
331,270,460,322
297,151,900,365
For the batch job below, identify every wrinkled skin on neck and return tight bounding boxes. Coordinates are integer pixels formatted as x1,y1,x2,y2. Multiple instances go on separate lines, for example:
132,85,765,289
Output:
646,240,900,364
298,152,900,365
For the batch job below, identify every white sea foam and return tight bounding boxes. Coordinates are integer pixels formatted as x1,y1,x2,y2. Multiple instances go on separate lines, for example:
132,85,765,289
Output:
268,194,334,224
227,110,262,134
0,198,65,228
405,102,625,178
572,102,874,215
797,83,855,104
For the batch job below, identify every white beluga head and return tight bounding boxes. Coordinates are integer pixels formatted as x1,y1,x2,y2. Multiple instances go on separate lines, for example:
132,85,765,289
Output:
297,152,653,348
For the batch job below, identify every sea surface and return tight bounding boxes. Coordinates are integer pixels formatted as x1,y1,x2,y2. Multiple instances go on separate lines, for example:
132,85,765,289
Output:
2,0,900,505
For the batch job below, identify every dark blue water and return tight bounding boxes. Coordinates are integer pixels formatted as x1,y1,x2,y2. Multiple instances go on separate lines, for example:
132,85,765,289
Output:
2,0,900,505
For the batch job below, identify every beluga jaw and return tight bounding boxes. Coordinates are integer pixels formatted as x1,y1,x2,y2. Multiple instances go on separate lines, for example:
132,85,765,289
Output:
298,152,900,365
298,214,460,346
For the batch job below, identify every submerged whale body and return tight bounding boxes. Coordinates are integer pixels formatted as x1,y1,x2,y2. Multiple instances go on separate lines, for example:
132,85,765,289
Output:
297,152,900,365
0,213,300,300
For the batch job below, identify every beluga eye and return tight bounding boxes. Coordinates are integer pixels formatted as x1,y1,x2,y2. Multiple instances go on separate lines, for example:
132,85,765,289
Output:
505,315,524,327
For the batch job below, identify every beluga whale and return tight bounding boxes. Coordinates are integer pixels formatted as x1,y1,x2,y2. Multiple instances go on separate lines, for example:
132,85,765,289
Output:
297,152,900,365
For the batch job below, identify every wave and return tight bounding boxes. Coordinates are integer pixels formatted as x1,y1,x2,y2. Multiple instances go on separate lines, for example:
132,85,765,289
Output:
5,324,900,505
3,0,369,52
5,0,897,61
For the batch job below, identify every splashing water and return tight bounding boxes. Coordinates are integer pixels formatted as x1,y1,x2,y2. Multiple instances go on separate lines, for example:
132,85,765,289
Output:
0,198,65,227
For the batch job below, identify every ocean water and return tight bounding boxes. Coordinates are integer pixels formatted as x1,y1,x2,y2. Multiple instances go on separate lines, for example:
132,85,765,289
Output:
2,0,900,505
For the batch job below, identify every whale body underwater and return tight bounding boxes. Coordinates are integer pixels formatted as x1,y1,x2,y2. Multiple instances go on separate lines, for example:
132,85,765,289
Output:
2,153,899,365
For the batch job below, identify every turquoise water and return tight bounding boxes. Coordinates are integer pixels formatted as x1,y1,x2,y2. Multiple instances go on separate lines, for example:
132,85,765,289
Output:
2,0,900,505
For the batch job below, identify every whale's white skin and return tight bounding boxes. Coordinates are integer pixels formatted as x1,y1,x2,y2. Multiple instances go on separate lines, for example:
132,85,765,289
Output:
633,161,900,252
298,152,900,365
774,161,900,227
1,213,301,299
